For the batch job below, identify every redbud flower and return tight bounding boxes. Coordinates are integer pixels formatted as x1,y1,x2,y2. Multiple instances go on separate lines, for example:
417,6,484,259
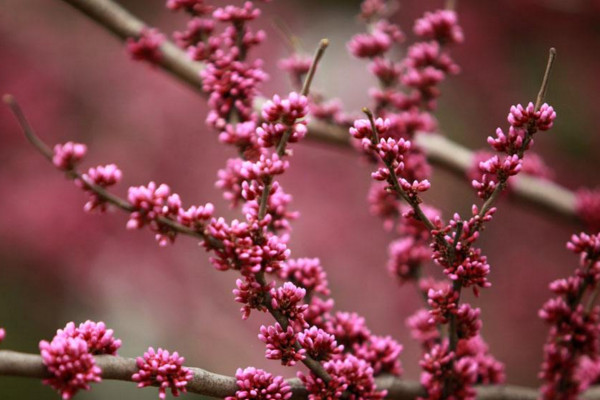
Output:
0,328,5,344
281,258,330,296
325,312,371,348
387,237,430,284
347,32,392,59
226,367,292,400
455,304,482,340
428,286,459,324
406,308,440,347
240,153,289,181
301,354,386,400
78,164,122,212
270,282,307,324
507,102,556,131
39,336,101,399
60,320,121,355
258,323,306,366
132,347,193,400
456,336,505,384
52,141,87,170
297,326,342,361
177,203,214,230
166,0,212,14
213,2,260,23
353,335,403,376
414,10,464,45
404,41,459,74
303,297,335,328
127,28,165,63
261,92,309,125
233,277,272,320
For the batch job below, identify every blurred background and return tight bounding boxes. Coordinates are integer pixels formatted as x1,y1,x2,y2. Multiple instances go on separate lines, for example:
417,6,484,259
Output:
1,0,600,398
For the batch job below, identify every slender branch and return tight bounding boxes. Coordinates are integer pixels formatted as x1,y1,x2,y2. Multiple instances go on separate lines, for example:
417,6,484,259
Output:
7,349,600,400
535,48,557,112
4,95,225,249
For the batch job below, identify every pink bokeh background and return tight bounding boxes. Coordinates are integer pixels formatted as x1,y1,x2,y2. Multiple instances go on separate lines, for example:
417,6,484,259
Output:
1,0,600,399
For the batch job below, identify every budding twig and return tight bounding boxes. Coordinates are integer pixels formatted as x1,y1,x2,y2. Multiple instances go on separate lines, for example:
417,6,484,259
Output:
535,48,557,112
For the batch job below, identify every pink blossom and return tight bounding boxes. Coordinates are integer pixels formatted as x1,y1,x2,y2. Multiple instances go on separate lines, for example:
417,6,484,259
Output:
406,309,440,347
507,102,556,131
205,217,289,275
404,41,459,74
39,336,101,399
132,347,193,400
173,17,215,49
455,304,482,340
219,121,259,149
456,336,505,384
347,32,392,59
258,323,306,366
281,258,329,296
261,92,309,125
177,203,214,230
233,277,271,320
126,182,181,246
360,0,387,21
349,117,389,140
427,286,459,324
303,297,335,328
297,326,342,361
78,164,122,212
59,320,121,355
270,282,307,324
240,153,289,180
325,311,371,348
166,0,212,14
299,354,386,400
387,237,430,284
353,335,403,376
0,328,5,344
414,10,464,45
227,367,291,400
420,341,477,400
52,141,87,170
213,2,260,23
126,28,164,64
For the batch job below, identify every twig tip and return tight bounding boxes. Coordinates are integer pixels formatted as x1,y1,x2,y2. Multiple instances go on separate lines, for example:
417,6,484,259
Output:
3,94,15,105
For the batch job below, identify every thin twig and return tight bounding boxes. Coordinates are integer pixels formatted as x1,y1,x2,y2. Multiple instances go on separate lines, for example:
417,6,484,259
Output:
4,95,224,248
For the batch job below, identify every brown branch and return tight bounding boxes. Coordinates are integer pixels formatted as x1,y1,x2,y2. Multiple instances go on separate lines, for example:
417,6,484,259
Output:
2,349,592,400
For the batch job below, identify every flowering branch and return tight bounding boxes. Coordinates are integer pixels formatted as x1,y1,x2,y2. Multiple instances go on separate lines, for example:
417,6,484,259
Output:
6,349,600,400
2,94,223,249
56,0,582,226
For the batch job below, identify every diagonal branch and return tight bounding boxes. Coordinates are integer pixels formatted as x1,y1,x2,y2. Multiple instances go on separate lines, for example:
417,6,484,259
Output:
0,349,581,400
5,349,600,400
57,0,580,226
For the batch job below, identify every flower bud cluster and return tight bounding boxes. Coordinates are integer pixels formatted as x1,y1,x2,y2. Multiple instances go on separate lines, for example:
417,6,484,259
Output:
127,181,213,246
473,102,556,199
39,321,121,399
126,28,165,63
538,232,600,399
132,347,194,400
